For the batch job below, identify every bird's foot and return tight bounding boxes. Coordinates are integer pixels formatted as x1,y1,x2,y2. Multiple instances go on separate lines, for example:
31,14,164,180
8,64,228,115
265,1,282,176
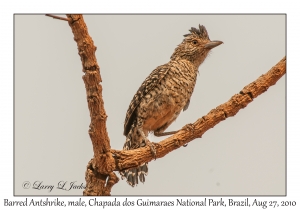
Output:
182,123,195,133
154,130,178,137
153,142,162,148
181,124,194,147
145,139,160,160
138,127,160,159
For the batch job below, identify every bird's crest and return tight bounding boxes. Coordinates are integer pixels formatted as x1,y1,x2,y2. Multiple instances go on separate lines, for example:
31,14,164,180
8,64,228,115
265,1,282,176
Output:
183,24,210,40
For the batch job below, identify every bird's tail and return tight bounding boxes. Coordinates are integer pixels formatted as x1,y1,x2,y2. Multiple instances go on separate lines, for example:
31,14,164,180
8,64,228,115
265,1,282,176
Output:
120,124,148,187
120,163,148,187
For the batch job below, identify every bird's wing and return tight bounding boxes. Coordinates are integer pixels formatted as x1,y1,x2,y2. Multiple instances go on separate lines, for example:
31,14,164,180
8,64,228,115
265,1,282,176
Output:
124,64,170,136
183,99,190,111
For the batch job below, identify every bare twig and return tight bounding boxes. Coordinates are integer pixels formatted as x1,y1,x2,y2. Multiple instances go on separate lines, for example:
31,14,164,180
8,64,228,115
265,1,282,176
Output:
45,14,69,21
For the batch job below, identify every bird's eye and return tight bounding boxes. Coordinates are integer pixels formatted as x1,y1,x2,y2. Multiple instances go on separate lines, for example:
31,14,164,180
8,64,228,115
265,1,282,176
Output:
192,40,198,45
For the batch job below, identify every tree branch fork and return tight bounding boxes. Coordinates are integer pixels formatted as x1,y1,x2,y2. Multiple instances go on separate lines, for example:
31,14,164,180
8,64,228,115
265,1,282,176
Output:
46,14,286,195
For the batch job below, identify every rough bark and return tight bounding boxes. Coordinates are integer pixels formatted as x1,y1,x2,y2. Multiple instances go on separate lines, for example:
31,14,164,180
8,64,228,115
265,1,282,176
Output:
47,14,286,195
65,14,118,196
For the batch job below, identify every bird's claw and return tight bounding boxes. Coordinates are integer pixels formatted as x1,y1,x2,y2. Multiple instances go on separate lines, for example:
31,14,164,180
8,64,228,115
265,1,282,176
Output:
182,123,195,133
146,140,158,160
153,142,162,148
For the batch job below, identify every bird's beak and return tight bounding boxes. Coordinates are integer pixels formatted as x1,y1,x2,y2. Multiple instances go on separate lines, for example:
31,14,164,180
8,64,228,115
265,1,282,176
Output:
205,40,223,49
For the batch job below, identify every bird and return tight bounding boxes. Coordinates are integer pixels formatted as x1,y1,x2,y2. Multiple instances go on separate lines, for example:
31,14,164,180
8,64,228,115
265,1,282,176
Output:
120,24,223,187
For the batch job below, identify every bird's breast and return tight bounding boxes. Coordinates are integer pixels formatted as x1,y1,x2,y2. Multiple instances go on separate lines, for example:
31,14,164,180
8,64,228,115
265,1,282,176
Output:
138,61,198,132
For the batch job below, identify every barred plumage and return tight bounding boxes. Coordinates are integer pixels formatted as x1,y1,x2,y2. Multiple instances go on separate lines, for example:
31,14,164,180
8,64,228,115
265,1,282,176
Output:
120,24,222,187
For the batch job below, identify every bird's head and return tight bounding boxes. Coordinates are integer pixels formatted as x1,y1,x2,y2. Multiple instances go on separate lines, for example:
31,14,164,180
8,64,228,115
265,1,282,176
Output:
171,24,223,67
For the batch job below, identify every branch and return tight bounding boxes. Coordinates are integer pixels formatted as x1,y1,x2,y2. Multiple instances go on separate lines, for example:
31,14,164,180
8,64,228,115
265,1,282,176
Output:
49,14,285,195
45,14,69,21
111,56,286,171
65,14,118,195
